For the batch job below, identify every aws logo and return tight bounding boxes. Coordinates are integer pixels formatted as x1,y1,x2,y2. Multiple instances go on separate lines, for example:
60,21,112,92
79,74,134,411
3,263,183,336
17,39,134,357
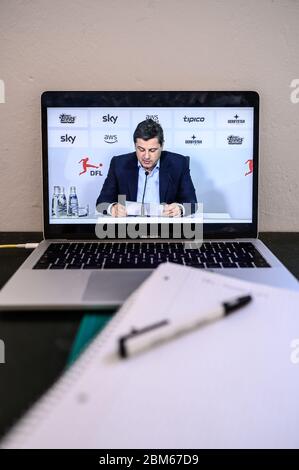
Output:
104,134,118,144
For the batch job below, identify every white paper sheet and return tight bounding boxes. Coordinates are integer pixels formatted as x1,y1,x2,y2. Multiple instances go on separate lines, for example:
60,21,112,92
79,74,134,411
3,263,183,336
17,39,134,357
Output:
2,263,299,449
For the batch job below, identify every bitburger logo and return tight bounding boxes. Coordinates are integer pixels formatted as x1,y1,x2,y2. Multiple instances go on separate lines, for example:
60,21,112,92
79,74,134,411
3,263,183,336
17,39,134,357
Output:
227,114,245,124
185,134,202,145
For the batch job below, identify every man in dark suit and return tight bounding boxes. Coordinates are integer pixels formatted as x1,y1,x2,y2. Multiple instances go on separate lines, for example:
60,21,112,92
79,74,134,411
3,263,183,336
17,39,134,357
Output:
96,119,197,217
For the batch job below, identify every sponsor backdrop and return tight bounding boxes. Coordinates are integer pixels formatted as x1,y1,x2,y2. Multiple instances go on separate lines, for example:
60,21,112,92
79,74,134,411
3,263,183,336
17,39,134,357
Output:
48,107,254,223
2,0,299,231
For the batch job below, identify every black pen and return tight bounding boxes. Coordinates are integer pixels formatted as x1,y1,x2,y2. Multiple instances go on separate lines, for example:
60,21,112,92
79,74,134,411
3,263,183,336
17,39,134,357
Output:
118,294,252,359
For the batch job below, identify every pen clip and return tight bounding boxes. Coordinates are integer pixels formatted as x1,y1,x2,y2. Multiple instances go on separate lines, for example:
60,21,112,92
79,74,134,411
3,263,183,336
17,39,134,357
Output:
223,294,252,315
119,319,169,358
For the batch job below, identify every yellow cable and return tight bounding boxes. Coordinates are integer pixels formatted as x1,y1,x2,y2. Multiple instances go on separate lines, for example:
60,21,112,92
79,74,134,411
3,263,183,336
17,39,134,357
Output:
0,244,18,248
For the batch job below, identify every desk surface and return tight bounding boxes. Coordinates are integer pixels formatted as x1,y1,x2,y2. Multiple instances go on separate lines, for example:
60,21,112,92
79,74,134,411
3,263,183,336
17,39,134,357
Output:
0,232,298,440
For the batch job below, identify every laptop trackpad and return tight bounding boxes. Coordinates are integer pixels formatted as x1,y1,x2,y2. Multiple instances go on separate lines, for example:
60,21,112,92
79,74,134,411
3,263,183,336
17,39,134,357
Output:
82,271,151,304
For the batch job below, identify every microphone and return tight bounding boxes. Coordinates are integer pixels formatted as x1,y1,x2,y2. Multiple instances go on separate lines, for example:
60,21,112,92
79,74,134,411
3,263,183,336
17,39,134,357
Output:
141,171,149,216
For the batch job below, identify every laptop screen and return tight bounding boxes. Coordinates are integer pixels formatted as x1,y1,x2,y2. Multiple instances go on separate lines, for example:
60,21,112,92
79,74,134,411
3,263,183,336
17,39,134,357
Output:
42,91,259,238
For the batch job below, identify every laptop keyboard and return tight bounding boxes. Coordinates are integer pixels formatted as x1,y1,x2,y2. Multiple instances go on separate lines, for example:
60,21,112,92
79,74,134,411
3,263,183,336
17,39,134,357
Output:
33,242,271,270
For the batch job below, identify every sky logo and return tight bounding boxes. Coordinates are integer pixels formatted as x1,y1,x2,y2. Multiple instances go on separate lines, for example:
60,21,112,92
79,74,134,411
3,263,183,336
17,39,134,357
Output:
60,134,76,144
102,114,118,124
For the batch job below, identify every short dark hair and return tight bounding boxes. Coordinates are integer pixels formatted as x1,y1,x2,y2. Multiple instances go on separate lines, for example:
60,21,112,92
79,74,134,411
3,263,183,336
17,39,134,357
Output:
133,119,164,146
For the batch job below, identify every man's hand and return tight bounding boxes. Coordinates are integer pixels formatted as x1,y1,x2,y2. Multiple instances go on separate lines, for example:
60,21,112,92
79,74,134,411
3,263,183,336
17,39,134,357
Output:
111,203,128,217
162,203,182,217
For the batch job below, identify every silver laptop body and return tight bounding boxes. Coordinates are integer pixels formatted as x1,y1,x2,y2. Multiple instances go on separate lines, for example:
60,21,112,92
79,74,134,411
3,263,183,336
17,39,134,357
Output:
0,91,297,311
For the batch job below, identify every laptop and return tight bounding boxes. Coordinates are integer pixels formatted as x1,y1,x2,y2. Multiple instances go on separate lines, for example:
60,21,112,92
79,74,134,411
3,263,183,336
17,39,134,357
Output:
0,91,298,311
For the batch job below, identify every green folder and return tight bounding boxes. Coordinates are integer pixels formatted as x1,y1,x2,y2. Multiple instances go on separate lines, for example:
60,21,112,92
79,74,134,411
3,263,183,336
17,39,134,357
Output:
67,313,114,366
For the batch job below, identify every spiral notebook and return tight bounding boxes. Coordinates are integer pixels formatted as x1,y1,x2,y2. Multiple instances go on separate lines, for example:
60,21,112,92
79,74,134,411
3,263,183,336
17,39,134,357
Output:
2,263,299,449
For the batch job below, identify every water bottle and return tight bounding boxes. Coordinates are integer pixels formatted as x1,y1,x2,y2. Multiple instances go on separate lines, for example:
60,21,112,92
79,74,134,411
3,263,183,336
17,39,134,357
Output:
51,186,60,217
57,186,67,217
68,186,79,217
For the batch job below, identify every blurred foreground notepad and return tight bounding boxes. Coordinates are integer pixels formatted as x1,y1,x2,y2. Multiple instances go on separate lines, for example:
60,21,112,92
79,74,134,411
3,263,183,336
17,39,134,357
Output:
2,263,299,448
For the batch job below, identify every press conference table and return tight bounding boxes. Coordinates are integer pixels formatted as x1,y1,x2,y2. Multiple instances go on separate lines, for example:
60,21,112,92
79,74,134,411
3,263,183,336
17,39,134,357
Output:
0,232,298,440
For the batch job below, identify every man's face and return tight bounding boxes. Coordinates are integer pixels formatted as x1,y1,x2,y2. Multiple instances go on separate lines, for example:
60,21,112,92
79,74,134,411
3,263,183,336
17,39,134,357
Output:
135,137,163,171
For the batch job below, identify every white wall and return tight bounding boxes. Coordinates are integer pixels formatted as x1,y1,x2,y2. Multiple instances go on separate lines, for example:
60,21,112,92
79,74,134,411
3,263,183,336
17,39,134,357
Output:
0,0,299,231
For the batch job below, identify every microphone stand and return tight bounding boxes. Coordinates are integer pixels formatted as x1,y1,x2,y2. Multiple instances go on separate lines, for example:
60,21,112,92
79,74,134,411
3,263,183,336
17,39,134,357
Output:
141,171,149,216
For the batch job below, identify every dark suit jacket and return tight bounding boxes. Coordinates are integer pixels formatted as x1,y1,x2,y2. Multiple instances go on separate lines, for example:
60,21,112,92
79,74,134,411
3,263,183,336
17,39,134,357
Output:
96,151,197,214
